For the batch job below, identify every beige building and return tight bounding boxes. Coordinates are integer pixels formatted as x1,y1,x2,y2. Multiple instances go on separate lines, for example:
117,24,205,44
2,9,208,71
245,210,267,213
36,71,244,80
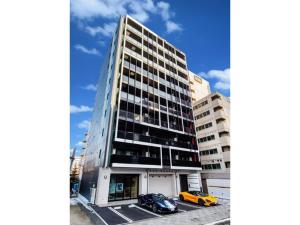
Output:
193,92,230,199
188,71,211,102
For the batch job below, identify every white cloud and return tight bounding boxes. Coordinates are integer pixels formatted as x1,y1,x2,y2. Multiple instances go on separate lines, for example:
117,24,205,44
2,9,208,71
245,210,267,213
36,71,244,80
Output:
75,141,84,147
82,84,97,91
157,1,171,21
70,105,93,114
166,21,182,33
71,0,128,20
128,1,149,23
85,22,117,37
71,0,182,35
74,44,100,55
199,68,230,91
78,120,91,129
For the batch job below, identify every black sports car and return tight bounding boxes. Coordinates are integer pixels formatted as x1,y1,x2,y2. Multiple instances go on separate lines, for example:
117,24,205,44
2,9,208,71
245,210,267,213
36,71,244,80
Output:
137,193,178,213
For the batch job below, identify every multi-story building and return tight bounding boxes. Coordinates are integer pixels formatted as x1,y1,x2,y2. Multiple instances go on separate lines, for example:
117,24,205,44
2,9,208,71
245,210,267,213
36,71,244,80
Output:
193,92,230,199
188,71,211,102
79,15,202,206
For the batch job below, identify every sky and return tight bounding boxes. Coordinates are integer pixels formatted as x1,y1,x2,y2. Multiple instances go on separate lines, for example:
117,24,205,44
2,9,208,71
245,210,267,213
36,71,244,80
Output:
70,0,230,154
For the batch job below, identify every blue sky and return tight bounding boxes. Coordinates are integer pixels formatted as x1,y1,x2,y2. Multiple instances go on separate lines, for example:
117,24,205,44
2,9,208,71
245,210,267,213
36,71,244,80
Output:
70,0,230,154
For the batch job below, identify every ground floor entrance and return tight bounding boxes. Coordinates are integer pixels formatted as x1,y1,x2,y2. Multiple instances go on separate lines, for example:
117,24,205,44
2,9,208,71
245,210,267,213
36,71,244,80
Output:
148,174,174,197
179,174,188,192
108,174,139,201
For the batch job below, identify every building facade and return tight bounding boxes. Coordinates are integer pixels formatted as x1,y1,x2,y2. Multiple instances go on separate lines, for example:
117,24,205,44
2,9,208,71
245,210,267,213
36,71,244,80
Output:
188,71,211,102
80,15,203,206
193,92,230,199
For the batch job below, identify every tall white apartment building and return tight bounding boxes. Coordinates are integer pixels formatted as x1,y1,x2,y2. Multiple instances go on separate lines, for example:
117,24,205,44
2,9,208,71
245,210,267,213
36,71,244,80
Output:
193,92,230,198
188,71,211,102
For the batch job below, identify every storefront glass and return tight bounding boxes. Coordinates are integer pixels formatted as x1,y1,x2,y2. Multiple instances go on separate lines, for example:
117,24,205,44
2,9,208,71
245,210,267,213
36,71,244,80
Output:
108,174,139,201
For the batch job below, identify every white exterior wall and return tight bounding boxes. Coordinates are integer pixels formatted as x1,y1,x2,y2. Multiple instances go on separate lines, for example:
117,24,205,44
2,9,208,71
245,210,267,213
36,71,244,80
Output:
193,93,230,172
206,179,230,199
188,71,211,102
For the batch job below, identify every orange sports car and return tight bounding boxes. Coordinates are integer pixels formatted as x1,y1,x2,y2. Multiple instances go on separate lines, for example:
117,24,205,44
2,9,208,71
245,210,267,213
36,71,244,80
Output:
179,191,218,206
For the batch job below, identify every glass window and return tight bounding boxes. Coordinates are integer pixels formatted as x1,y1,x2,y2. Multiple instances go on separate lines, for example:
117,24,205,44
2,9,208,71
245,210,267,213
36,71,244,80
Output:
108,174,139,201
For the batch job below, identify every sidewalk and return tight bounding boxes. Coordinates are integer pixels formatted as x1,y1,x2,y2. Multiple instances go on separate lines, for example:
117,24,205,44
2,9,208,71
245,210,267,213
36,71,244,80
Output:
70,204,94,225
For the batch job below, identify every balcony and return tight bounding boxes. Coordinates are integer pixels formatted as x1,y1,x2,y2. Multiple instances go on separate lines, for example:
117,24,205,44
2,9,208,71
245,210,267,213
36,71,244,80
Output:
217,122,230,131
120,92,141,104
142,116,159,125
127,24,143,37
172,160,201,168
219,136,230,145
111,154,161,165
117,130,197,150
119,110,140,122
142,99,159,110
184,127,195,135
124,47,142,60
163,158,170,166
214,110,226,118
161,120,168,128
182,112,193,120
126,35,142,49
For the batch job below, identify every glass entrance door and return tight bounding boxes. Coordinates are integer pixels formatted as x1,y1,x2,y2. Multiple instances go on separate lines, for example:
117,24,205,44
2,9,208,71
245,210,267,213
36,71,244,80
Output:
108,174,139,201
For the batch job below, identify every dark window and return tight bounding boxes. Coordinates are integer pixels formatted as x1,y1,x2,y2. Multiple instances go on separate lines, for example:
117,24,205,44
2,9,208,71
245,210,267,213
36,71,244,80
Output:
108,174,139,201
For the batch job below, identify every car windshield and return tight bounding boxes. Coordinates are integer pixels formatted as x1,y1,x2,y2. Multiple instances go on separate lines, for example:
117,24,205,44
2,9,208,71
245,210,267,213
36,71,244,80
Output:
152,194,168,201
193,192,208,197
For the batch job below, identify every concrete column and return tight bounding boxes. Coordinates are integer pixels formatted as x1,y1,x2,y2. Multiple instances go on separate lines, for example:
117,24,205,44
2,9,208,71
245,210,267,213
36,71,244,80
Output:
95,168,111,206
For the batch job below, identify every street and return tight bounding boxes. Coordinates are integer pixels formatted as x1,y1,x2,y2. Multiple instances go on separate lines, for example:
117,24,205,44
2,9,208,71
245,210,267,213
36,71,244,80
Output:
70,198,230,225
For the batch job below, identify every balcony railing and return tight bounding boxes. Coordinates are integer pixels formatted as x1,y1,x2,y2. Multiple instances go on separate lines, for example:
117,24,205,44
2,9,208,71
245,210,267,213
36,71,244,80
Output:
163,158,170,166
161,120,168,128
119,110,140,122
142,116,159,125
111,154,161,165
117,130,197,149
172,160,201,168
184,127,195,135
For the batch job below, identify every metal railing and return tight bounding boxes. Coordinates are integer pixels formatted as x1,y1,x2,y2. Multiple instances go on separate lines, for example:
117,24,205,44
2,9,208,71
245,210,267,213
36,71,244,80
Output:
172,160,201,168
116,130,197,149
111,154,161,165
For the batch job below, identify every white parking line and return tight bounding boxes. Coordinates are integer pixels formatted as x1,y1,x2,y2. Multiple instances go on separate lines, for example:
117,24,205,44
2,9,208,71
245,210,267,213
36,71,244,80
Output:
132,204,162,217
108,207,133,223
176,201,202,209
76,197,109,225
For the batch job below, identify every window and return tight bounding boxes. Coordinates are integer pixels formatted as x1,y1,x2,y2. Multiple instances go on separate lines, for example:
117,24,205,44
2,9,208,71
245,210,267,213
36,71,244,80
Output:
197,135,215,143
200,148,218,156
202,163,221,170
196,122,212,131
108,174,139,201
193,100,208,110
225,161,230,168
194,110,210,120
102,128,104,136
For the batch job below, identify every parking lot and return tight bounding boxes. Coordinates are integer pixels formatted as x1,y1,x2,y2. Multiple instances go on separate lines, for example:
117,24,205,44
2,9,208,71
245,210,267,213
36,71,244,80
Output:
88,199,230,225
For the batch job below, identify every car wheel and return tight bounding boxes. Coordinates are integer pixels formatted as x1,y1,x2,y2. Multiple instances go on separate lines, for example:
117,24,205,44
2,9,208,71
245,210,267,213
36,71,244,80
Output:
138,198,142,206
198,199,205,206
152,204,158,213
179,194,184,201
